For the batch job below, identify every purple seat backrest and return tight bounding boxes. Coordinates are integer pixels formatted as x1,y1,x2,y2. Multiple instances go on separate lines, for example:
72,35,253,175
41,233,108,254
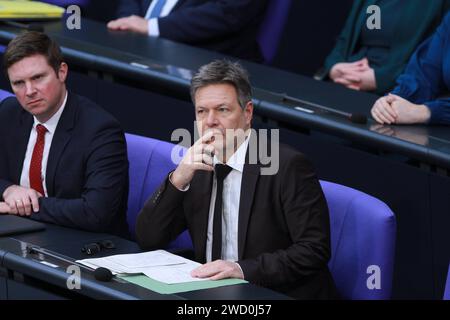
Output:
0,89,14,102
125,133,192,249
257,0,292,64
320,180,396,300
444,265,450,300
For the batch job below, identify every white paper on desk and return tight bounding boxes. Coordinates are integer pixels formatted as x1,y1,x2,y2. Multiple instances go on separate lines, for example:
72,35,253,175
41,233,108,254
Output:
77,250,185,271
107,250,186,269
142,260,208,284
77,259,132,275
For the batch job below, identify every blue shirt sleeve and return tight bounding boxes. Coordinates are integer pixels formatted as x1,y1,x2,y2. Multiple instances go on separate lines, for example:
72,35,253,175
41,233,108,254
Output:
391,13,450,124
424,98,450,125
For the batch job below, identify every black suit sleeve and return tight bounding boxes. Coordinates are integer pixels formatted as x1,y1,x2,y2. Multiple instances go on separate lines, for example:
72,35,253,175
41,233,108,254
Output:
30,120,128,233
158,0,268,44
0,129,12,199
0,175,13,200
116,0,148,18
135,176,188,250
0,100,16,199
238,154,331,288
321,2,362,79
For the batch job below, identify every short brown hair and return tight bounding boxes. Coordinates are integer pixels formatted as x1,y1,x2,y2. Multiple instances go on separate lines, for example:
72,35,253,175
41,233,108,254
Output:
190,59,253,109
3,31,64,77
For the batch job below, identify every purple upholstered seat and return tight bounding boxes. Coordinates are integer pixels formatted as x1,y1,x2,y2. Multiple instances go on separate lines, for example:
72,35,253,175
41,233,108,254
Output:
444,265,450,300
321,180,396,300
0,89,14,103
257,0,292,64
125,133,191,249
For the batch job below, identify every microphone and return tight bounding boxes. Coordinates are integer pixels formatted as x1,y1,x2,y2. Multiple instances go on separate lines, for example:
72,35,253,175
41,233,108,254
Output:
283,94,368,125
1,20,44,32
94,267,114,282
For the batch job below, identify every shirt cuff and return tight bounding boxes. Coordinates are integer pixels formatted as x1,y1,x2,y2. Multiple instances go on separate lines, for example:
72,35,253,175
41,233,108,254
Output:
235,262,245,279
148,18,160,37
168,172,190,192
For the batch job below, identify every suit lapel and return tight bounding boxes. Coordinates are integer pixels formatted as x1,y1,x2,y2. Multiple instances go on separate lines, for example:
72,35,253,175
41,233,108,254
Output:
237,132,261,260
144,0,153,13
12,110,33,183
172,0,188,11
237,163,259,260
45,92,76,196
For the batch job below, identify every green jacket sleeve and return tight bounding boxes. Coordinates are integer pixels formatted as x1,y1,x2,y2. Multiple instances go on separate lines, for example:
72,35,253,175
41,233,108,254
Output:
321,1,365,79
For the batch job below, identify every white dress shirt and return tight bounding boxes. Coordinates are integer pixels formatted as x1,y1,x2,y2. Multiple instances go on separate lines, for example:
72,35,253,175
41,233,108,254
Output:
20,91,68,196
205,132,251,263
146,0,179,37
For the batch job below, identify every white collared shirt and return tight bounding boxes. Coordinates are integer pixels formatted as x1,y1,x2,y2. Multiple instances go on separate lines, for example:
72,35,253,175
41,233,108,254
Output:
20,91,68,196
146,0,179,37
205,132,251,263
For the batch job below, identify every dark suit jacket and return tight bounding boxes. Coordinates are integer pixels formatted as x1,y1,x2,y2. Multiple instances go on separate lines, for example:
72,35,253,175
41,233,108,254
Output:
136,134,337,299
321,0,450,94
0,93,129,237
116,0,269,62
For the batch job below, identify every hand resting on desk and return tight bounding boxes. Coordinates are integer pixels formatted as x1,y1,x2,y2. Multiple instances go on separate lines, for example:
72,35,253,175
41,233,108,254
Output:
1,185,42,216
191,260,244,281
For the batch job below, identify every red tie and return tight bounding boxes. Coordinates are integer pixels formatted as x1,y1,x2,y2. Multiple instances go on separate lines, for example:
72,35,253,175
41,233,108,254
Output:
29,124,47,196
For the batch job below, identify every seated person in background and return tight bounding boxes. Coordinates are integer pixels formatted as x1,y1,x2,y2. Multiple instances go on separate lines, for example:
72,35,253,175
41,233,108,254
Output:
136,60,337,299
317,0,450,95
0,31,129,237
107,0,269,62
371,12,450,125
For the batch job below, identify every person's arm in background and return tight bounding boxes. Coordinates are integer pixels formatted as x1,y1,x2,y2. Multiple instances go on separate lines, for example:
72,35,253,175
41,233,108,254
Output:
116,0,146,18
316,2,363,80
372,13,450,124
372,0,450,95
373,62,411,95
30,119,129,233
392,13,449,124
0,105,12,198
157,0,268,44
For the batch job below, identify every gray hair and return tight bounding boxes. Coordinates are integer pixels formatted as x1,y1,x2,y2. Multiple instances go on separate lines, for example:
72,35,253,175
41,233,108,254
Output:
190,60,253,109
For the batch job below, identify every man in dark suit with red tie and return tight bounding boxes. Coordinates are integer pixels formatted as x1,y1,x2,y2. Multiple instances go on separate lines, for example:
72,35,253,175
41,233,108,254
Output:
107,0,269,62
136,60,338,299
0,31,129,237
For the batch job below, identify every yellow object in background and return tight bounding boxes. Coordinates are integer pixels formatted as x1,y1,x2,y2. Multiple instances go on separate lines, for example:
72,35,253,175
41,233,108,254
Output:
0,0,64,19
